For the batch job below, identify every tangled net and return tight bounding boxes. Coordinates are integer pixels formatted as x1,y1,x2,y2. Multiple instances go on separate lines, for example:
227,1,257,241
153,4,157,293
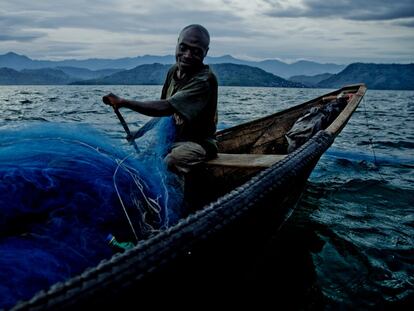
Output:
0,118,182,309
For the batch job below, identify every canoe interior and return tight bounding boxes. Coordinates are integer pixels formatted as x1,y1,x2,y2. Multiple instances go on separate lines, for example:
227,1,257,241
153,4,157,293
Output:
187,84,367,207
216,84,365,154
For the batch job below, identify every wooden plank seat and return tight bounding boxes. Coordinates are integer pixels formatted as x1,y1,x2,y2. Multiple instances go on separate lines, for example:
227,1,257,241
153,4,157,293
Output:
206,153,286,169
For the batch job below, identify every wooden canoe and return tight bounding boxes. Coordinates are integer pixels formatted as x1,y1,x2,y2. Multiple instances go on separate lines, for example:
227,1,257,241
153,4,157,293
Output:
12,84,367,310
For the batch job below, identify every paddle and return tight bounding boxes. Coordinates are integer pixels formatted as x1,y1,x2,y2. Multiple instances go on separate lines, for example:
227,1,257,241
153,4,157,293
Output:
103,94,161,152
112,107,140,153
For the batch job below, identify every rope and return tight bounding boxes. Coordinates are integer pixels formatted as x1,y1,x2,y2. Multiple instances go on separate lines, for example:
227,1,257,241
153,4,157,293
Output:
112,154,139,242
361,96,386,182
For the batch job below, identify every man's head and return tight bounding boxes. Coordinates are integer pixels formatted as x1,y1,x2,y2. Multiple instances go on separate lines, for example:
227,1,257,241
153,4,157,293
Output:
175,24,210,73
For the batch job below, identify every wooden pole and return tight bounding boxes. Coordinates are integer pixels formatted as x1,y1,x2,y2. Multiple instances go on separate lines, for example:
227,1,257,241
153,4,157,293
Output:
113,107,140,153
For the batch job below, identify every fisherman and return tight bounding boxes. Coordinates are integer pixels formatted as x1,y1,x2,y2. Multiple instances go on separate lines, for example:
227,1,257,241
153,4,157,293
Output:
103,24,218,175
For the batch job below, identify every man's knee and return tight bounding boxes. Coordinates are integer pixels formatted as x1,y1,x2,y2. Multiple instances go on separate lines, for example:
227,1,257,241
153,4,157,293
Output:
164,142,207,174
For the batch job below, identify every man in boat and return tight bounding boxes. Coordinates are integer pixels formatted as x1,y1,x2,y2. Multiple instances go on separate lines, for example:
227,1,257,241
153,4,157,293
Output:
103,24,218,175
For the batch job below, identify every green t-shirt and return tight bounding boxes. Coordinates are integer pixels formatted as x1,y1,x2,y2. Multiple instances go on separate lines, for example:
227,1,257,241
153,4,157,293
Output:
161,64,218,156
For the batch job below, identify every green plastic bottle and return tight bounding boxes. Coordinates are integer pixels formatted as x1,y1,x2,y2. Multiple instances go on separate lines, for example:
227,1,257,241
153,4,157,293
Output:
106,234,135,252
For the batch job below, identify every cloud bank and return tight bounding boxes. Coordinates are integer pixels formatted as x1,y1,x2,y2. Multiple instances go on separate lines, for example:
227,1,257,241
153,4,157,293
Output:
0,0,412,63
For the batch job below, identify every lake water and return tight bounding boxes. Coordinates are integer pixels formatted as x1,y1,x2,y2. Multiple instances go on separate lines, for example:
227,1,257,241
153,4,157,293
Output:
0,85,413,309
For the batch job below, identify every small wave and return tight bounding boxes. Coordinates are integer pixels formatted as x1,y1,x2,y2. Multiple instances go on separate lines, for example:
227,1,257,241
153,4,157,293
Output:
333,158,379,170
19,99,32,104
359,140,414,150
20,116,49,122
325,149,414,167
17,91,43,95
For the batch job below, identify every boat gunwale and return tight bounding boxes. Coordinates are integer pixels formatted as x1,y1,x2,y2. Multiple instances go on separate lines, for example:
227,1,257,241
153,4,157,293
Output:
326,84,367,136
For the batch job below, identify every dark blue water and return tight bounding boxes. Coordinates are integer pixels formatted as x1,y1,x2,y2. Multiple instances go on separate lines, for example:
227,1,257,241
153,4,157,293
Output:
0,85,413,309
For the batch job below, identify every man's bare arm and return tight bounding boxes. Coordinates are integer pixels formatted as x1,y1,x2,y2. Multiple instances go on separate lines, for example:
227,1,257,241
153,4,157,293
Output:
102,93,174,117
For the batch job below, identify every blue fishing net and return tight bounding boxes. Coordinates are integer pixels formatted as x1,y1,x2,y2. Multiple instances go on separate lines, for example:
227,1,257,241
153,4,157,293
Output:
0,118,181,309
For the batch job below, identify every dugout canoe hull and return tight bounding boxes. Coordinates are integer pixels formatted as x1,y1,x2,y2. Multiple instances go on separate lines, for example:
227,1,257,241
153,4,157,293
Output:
11,84,367,310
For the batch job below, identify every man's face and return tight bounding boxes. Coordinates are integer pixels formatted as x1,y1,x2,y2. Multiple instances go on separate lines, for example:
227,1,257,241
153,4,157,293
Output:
175,28,209,73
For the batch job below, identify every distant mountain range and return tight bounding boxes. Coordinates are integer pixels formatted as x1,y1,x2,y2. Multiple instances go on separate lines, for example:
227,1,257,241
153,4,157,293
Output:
289,63,414,90
71,63,304,87
0,52,345,78
0,63,304,88
316,63,414,90
289,73,334,87
0,68,74,85
0,67,117,85
0,52,413,90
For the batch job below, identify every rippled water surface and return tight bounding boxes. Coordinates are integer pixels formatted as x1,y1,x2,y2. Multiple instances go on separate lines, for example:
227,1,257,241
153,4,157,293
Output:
0,85,413,309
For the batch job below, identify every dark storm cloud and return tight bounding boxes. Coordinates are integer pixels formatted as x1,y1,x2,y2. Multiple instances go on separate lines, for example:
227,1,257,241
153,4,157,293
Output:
264,0,414,21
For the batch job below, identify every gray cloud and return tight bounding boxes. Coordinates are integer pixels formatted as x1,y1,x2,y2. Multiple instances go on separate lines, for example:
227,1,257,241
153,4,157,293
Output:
343,32,365,35
0,1,257,59
0,1,244,35
0,0,412,63
0,13,46,42
394,19,414,27
0,34,43,42
264,0,414,21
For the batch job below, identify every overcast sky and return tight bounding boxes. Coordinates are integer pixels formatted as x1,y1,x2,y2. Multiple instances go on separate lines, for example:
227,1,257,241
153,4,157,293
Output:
1,0,413,64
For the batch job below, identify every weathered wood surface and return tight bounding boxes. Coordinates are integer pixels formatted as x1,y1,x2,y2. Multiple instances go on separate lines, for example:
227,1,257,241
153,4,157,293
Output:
208,153,286,168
